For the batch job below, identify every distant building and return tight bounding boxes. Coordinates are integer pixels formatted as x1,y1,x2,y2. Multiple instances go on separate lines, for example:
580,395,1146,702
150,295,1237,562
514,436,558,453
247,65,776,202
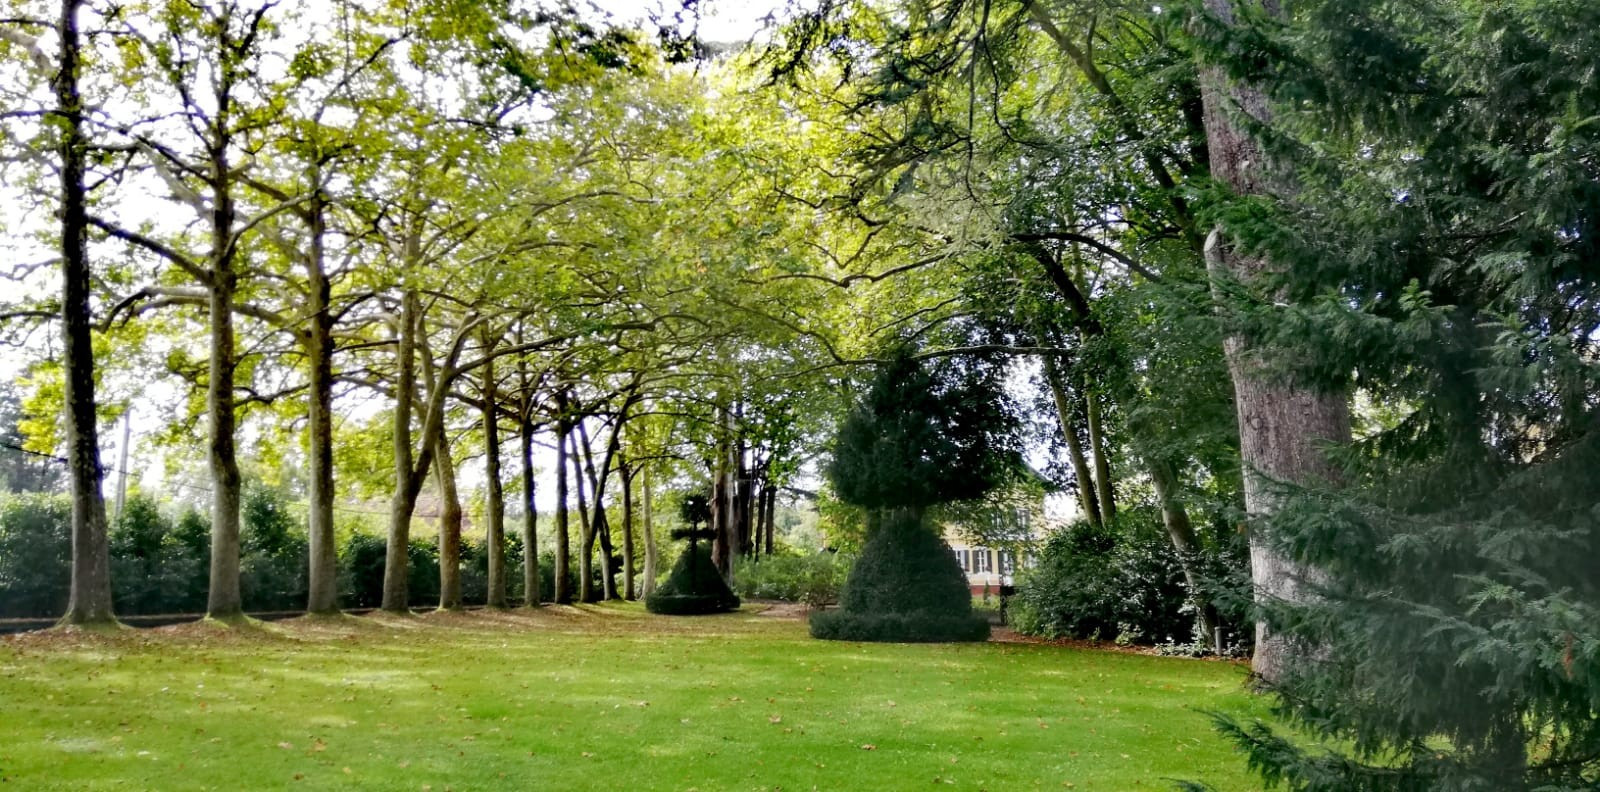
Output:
939,471,1054,595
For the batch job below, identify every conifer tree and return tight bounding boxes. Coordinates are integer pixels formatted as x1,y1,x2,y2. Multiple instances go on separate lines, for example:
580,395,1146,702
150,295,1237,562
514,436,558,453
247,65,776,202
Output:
1186,0,1600,787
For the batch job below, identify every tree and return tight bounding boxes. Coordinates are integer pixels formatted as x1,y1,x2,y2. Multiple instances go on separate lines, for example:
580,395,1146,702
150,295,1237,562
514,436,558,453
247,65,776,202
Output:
811,350,1014,642
1195,0,1353,683
1181,0,1600,786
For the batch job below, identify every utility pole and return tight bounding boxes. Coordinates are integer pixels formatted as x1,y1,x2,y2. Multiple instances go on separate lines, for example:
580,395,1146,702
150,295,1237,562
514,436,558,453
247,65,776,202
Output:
113,408,131,523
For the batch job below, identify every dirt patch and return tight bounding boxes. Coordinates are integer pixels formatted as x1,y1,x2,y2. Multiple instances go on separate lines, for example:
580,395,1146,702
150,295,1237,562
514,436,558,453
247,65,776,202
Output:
748,601,810,620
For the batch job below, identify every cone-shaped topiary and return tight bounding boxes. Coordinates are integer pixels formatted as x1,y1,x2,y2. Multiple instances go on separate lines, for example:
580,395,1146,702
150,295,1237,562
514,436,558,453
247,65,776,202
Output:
645,543,740,615
810,508,989,642
646,493,739,615
811,350,1015,643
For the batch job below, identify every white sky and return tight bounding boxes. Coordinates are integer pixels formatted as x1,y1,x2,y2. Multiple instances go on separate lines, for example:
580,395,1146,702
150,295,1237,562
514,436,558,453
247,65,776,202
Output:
592,0,788,45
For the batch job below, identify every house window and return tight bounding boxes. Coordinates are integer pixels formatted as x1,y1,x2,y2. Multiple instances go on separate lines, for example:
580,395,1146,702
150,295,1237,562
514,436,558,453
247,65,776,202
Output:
973,548,991,574
999,551,1015,575
953,548,968,572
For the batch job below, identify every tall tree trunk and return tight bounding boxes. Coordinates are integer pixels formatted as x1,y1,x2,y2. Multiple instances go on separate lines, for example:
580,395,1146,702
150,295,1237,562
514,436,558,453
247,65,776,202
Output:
204,107,242,620
621,462,635,600
710,436,732,577
1085,388,1117,526
1043,356,1102,528
434,427,463,610
481,353,506,608
56,0,115,625
595,506,617,600
575,418,616,601
735,440,753,558
383,288,422,612
553,415,571,604
641,463,658,597
303,191,337,615
1200,0,1353,682
1148,457,1220,643
570,422,595,602
765,481,778,555
520,417,539,606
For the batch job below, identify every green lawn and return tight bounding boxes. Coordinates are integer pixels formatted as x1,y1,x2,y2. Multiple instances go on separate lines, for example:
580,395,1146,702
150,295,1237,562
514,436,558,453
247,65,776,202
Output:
0,604,1267,790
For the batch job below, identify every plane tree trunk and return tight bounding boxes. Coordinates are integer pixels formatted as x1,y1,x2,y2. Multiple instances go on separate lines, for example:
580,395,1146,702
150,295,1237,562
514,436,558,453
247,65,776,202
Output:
481,351,507,608
302,188,338,614
56,0,115,626
434,425,463,610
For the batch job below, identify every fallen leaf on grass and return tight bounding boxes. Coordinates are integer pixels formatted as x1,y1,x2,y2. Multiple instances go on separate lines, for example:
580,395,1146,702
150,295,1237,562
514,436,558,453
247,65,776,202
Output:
860,744,876,751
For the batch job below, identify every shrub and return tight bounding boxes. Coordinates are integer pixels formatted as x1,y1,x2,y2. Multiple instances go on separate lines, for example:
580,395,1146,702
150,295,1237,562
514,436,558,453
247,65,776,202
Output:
337,532,444,610
810,609,992,642
0,493,70,618
733,551,852,607
808,510,989,642
536,552,571,604
109,494,207,615
239,484,307,612
1010,515,1193,645
645,543,739,615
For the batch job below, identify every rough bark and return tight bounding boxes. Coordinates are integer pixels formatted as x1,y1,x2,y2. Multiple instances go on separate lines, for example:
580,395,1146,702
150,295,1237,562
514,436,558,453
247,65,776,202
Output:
481,353,506,608
204,81,243,619
56,0,115,625
1043,356,1103,528
1148,457,1220,642
553,414,571,604
574,420,618,601
303,190,337,614
382,289,422,612
1200,0,1352,682
1085,389,1118,526
433,427,463,611
520,417,539,606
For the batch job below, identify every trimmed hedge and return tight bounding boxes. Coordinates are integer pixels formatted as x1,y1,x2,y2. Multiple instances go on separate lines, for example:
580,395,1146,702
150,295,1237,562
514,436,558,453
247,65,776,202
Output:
645,543,739,615
809,609,990,642
808,509,989,643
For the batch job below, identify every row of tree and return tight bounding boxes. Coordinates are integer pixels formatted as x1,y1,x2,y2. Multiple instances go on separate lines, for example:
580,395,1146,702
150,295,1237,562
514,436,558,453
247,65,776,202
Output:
0,0,855,625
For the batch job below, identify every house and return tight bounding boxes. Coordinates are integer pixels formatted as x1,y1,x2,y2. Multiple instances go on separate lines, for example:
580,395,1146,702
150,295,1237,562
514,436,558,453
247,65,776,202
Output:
940,472,1056,596
947,539,1023,595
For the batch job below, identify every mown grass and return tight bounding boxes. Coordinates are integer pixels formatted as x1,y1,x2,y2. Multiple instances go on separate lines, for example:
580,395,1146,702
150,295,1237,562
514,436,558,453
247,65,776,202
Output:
0,603,1267,790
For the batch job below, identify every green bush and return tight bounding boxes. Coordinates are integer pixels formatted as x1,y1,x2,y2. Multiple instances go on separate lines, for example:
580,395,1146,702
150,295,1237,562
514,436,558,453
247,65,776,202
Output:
645,543,739,615
109,494,206,615
239,484,307,612
338,532,441,609
808,510,989,643
1009,516,1194,645
0,493,70,618
733,552,852,606
810,609,991,642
